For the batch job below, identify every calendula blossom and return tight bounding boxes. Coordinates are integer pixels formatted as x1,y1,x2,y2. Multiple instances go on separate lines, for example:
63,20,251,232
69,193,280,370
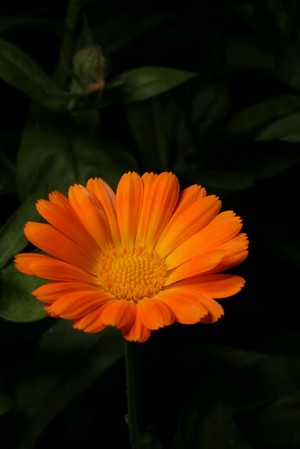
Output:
14,172,248,342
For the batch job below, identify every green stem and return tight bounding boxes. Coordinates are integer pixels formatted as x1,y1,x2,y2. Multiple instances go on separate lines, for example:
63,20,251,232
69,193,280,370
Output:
125,341,144,449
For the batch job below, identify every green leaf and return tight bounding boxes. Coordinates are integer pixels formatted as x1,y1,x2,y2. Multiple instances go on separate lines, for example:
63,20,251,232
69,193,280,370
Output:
7,321,124,449
227,95,300,135
0,264,47,322
101,67,198,105
235,393,300,449
0,184,46,269
0,38,71,111
256,112,300,141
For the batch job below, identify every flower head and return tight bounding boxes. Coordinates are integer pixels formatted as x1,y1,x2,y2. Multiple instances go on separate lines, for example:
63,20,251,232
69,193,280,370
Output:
14,172,248,342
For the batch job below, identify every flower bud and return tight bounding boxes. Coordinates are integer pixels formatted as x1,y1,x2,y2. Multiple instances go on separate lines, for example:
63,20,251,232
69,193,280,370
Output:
71,43,107,94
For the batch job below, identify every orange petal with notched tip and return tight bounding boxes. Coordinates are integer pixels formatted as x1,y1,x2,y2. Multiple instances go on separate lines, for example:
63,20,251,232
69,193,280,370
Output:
14,253,98,284
115,172,143,246
24,222,98,274
68,184,112,251
136,172,179,247
86,177,121,247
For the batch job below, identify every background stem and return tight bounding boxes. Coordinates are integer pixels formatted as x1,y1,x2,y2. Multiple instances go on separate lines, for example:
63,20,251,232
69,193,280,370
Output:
55,0,82,88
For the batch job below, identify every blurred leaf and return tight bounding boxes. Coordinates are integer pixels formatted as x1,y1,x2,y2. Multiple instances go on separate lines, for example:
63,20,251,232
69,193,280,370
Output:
271,236,300,272
16,105,139,200
125,93,195,171
0,38,74,111
235,393,300,449
177,144,300,190
75,140,140,190
101,67,198,105
198,168,254,190
255,112,300,141
0,152,15,196
16,108,81,200
227,95,300,135
225,0,257,25
226,0,293,40
0,184,46,269
1,321,124,449
92,12,169,53
225,38,275,72
243,148,300,181
0,389,13,416
183,343,267,367
75,16,94,51
170,355,300,449
190,82,231,127
277,48,300,91
0,264,46,322
0,16,64,35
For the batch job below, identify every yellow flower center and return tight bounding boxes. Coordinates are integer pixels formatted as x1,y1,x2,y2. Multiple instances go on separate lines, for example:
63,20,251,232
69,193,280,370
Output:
98,247,167,302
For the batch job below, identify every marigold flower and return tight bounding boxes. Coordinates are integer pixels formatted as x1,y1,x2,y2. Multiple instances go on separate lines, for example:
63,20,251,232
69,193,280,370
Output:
14,172,248,342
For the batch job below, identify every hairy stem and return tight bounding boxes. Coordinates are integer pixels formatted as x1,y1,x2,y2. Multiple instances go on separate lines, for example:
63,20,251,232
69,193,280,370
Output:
125,341,144,449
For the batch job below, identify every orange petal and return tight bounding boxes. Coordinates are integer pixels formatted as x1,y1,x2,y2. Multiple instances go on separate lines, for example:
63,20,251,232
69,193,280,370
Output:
46,290,109,319
164,250,225,285
156,192,221,257
197,274,246,298
36,199,100,261
158,286,211,324
86,178,121,247
213,234,249,272
32,281,100,303
115,172,143,246
199,296,225,323
48,190,72,209
101,300,136,329
166,211,243,269
121,308,151,342
138,298,174,330
24,222,97,274
174,184,207,212
14,253,98,283
72,309,107,332
136,172,180,247
68,184,112,251
14,253,40,275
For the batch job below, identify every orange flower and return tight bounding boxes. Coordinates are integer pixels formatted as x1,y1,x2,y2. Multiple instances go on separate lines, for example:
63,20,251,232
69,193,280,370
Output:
14,172,248,342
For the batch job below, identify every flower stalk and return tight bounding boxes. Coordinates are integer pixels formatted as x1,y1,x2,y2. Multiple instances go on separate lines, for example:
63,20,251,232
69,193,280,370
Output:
125,341,144,449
